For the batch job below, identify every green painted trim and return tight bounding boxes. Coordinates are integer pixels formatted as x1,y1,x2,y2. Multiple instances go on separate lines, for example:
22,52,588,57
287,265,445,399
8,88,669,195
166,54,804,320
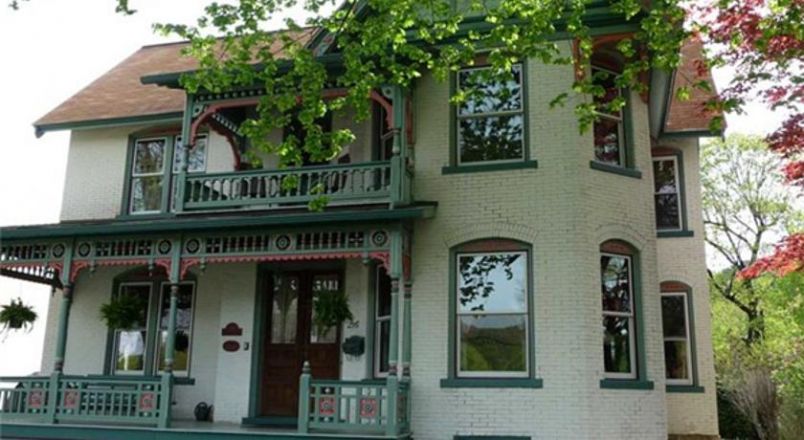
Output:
455,436,531,440
173,377,196,385
439,378,543,389
599,379,655,390
241,416,297,426
0,204,438,239
624,88,636,169
441,160,539,175
0,422,407,440
447,240,537,382
659,130,722,139
657,230,694,238
661,284,702,390
367,264,378,378
666,385,706,393
633,251,648,383
448,59,533,170
120,135,137,216
589,161,643,179
34,112,183,136
248,266,269,418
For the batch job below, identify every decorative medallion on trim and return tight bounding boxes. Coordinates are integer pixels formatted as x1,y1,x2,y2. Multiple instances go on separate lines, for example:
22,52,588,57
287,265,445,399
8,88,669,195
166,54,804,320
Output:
222,340,241,352
52,243,66,258
27,389,45,409
275,235,291,251
157,240,172,255
62,390,79,410
221,322,243,336
371,230,388,247
359,397,378,418
185,239,201,254
318,396,336,416
138,392,156,412
77,242,92,257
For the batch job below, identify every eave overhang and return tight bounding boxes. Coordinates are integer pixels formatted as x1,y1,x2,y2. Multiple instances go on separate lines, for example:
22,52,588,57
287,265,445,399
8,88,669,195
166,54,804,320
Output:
0,203,437,240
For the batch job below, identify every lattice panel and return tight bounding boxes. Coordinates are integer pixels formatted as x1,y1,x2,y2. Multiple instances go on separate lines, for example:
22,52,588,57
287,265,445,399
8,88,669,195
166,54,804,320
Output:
0,241,66,264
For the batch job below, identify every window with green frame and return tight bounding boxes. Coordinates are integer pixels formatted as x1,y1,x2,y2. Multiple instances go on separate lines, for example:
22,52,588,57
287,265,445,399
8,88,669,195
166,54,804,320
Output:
108,273,196,377
652,148,691,235
451,239,531,378
591,65,628,167
599,240,651,389
661,281,701,390
454,62,526,166
126,134,208,215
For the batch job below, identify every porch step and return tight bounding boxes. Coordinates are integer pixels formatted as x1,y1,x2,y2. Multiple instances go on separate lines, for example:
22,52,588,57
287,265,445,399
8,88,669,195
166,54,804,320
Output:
0,421,413,440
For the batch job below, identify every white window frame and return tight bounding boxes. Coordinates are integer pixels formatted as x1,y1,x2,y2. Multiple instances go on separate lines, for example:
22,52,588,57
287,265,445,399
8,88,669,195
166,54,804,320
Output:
456,63,526,166
591,65,627,167
455,250,530,378
111,282,153,376
601,252,637,380
155,281,196,377
374,265,391,378
653,155,683,232
661,291,694,386
129,137,168,215
170,135,209,212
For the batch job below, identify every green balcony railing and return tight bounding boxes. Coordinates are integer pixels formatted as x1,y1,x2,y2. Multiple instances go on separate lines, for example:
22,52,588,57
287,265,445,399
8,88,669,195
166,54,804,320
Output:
180,161,395,212
298,363,411,437
0,374,171,427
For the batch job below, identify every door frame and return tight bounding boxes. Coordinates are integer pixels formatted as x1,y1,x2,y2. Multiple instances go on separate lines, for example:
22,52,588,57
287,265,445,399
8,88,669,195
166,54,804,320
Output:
245,261,345,425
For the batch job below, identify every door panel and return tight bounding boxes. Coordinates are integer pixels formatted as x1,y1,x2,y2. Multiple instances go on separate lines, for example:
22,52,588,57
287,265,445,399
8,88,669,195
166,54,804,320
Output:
261,270,342,418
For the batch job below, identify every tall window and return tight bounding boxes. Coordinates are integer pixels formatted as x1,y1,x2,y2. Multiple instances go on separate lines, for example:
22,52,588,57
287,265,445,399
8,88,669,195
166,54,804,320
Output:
110,277,196,377
128,135,207,215
661,289,693,385
592,66,627,166
374,265,392,377
456,63,525,165
112,283,152,374
653,155,682,231
455,244,529,377
130,138,167,214
601,249,637,379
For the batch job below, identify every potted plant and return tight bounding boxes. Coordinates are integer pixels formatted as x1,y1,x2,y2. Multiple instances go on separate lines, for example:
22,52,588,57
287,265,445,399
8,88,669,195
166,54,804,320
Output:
312,292,354,339
100,294,146,330
0,298,37,333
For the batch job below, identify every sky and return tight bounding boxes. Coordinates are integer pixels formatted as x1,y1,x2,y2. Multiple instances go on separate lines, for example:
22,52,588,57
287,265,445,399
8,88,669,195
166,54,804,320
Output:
0,0,788,377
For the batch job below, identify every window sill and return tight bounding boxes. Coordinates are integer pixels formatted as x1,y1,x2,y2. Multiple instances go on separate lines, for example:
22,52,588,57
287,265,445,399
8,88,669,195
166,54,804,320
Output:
442,160,538,175
440,377,543,389
666,384,705,393
599,378,654,390
174,377,196,386
658,230,695,238
589,161,642,179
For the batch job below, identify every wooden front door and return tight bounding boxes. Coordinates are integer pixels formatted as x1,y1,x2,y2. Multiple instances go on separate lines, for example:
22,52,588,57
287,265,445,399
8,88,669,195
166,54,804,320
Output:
261,270,342,417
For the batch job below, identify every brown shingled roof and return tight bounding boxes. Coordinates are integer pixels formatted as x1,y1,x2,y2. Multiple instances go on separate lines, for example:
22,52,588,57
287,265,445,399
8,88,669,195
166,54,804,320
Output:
665,39,722,134
36,35,719,134
35,29,315,131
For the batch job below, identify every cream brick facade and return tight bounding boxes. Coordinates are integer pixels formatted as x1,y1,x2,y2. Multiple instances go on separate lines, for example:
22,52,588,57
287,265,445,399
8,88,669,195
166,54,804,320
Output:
35,40,718,439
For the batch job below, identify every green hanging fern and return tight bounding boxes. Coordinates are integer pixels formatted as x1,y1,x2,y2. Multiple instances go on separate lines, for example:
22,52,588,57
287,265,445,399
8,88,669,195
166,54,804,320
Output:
0,298,37,333
312,292,354,339
100,294,147,330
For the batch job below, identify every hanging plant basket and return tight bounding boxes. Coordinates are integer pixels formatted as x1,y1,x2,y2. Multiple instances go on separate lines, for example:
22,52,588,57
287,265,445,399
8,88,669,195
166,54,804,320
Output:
100,295,146,330
0,298,37,333
312,292,354,339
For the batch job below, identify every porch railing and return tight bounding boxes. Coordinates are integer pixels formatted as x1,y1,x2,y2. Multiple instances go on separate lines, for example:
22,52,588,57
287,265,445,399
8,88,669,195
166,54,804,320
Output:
0,374,171,427
181,161,394,211
298,363,411,436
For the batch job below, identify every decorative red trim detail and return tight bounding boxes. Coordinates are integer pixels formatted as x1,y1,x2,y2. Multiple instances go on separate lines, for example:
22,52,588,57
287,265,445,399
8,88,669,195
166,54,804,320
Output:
69,261,92,283
27,389,45,409
359,397,378,418
153,259,172,276
62,390,80,410
370,251,391,273
207,118,243,170
180,258,202,280
405,96,415,147
138,392,156,412
318,396,336,416
403,254,412,281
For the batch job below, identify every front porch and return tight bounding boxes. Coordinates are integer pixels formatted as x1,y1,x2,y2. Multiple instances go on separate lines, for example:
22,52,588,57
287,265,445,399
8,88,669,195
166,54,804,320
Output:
0,217,423,439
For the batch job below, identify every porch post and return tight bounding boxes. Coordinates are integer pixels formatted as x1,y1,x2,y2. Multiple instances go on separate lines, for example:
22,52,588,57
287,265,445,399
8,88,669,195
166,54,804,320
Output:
52,284,73,373
175,94,194,213
385,229,403,436
159,241,182,429
389,85,406,207
402,281,412,379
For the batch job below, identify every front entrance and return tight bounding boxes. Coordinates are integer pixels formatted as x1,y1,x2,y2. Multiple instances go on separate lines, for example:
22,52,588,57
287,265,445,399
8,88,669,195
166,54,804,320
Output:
260,270,342,418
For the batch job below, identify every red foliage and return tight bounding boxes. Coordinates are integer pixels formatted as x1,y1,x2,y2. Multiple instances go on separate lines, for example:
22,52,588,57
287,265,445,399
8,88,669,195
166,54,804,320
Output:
742,234,804,279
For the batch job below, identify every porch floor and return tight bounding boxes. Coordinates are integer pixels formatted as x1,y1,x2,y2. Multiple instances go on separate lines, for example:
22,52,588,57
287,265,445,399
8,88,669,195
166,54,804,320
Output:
0,419,410,440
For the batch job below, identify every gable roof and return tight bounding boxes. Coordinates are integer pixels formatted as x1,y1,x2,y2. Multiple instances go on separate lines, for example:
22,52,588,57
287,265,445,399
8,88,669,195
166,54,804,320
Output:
35,35,718,135
664,39,721,135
